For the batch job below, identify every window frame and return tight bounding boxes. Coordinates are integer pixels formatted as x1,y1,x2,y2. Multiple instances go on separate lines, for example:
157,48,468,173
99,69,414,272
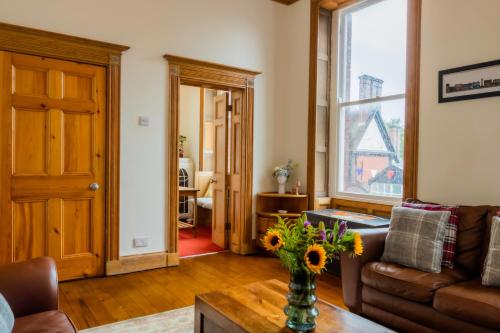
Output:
307,0,421,209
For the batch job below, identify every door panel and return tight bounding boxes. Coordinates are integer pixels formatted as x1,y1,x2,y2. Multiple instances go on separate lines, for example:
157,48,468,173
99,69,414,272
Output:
0,52,106,280
212,93,228,249
62,199,92,256
63,111,94,175
12,66,49,97
12,108,49,175
13,200,48,262
230,91,243,252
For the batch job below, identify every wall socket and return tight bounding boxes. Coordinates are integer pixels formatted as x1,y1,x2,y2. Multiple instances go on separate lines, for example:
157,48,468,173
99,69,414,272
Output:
133,237,149,248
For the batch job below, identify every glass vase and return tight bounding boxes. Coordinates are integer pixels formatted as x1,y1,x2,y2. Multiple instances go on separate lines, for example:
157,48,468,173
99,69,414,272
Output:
284,270,319,332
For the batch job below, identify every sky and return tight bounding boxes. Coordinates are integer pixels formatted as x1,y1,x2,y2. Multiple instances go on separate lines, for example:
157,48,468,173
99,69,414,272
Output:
347,0,407,100
339,0,407,123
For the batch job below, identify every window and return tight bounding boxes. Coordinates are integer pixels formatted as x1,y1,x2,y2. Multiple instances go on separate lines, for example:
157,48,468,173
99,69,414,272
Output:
333,0,408,203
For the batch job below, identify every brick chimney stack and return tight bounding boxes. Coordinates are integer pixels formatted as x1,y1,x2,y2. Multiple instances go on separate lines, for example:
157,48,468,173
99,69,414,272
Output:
358,74,384,100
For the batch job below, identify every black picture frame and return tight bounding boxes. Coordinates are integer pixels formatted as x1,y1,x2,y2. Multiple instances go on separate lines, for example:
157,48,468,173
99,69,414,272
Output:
438,59,500,103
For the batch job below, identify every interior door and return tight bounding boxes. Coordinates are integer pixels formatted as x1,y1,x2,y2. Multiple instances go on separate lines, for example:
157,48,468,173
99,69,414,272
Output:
0,52,106,280
212,93,228,248
229,90,243,252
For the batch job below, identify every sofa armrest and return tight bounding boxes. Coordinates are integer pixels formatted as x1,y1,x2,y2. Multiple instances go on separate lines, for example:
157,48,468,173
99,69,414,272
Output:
340,228,388,313
0,257,59,317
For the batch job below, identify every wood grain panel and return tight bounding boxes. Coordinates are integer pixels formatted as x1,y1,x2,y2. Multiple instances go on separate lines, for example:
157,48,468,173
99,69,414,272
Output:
63,73,93,101
63,199,92,256
230,90,243,252
331,198,392,218
13,200,47,261
12,108,48,175
12,66,48,97
0,22,129,66
63,112,93,175
212,94,228,249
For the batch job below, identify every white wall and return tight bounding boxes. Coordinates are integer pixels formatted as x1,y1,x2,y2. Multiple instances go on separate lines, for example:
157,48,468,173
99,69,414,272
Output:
274,0,310,191
179,85,200,171
418,0,500,205
275,0,500,206
0,0,278,256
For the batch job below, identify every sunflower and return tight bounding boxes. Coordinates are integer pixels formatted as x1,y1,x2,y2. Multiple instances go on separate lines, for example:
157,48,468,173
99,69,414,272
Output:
304,244,327,274
263,231,284,251
354,232,363,256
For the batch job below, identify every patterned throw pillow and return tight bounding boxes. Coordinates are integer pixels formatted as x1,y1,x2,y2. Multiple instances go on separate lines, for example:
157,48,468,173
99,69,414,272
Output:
482,216,500,287
382,207,450,273
402,202,459,269
0,293,14,333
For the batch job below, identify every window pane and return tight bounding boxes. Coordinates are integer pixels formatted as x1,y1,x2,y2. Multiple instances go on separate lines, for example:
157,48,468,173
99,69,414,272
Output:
339,0,407,102
338,98,405,198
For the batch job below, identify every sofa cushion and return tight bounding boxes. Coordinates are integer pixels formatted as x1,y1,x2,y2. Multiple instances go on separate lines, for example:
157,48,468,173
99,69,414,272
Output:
362,261,470,303
481,207,500,267
454,205,489,273
13,311,76,333
362,285,499,333
381,207,449,273
434,279,500,330
482,216,500,286
402,202,459,269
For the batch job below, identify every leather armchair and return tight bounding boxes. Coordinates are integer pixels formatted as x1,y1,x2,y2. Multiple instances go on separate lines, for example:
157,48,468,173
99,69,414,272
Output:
340,228,388,313
0,257,77,333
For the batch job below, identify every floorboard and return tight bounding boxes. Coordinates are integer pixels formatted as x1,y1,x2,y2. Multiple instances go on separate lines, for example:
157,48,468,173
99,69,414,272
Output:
59,252,345,330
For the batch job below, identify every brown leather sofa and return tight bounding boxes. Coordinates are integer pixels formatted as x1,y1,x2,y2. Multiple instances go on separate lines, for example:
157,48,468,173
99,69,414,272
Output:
0,257,77,333
341,204,500,333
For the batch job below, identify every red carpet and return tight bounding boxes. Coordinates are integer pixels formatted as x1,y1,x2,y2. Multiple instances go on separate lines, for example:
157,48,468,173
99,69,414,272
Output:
179,224,224,257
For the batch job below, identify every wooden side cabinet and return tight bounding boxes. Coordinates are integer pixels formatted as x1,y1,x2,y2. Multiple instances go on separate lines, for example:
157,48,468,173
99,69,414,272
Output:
256,192,308,248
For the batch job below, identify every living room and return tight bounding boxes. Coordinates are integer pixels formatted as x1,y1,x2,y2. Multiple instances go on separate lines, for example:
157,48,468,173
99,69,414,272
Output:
0,0,499,332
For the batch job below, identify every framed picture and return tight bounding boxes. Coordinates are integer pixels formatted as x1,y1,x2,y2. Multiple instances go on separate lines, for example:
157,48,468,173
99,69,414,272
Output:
438,59,500,103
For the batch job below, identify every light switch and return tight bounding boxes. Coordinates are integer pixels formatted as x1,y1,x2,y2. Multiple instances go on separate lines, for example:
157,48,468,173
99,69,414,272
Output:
138,116,150,127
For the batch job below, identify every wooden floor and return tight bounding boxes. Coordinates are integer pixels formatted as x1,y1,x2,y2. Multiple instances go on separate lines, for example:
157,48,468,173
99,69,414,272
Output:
59,252,345,330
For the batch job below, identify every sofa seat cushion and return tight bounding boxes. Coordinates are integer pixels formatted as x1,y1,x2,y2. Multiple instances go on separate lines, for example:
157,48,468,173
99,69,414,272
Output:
434,279,500,330
13,311,76,333
361,261,469,303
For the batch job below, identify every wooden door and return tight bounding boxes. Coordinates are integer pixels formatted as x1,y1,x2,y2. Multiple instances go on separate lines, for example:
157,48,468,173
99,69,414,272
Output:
229,90,243,252
212,93,228,248
0,52,106,280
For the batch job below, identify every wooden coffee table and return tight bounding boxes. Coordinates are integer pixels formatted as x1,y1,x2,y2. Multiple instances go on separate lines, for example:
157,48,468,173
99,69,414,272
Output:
194,279,393,333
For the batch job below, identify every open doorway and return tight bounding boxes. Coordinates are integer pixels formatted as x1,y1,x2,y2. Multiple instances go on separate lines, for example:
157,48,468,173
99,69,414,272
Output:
165,55,260,265
178,86,231,257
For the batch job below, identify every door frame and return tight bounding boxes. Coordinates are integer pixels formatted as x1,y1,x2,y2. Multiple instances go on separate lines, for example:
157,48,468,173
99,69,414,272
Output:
164,55,260,264
0,22,129,268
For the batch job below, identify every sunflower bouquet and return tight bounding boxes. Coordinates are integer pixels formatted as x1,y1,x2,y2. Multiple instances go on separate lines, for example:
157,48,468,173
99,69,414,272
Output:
262,214,363,274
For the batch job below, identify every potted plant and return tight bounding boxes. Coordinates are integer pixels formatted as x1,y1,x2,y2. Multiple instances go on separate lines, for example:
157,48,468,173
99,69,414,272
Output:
262,214,363,332
273,160,297,194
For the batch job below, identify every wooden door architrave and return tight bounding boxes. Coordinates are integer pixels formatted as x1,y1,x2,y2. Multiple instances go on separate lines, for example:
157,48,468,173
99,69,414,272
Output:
165,55,260,264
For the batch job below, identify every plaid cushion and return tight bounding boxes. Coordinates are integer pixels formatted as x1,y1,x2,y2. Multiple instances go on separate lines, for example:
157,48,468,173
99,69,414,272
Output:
402,202,459,269
382,207,450,273
482,217,500,286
